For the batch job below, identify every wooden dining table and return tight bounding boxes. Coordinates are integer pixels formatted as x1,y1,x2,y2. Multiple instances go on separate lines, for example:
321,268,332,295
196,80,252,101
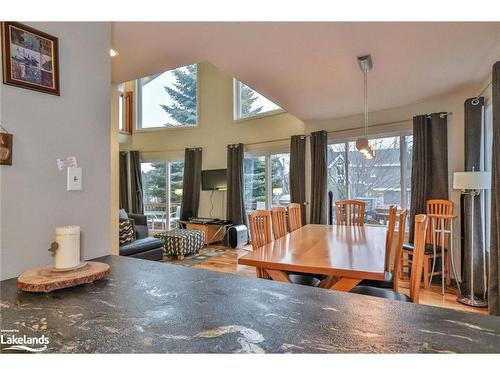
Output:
238,224,387,292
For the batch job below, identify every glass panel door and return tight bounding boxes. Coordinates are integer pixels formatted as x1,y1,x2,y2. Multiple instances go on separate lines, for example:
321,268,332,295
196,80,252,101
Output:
168,161,184,229
141,162,167,230
244,156,266,216
270,153,290,207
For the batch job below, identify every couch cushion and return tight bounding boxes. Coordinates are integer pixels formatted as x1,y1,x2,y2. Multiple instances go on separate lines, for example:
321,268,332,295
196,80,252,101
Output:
119,220,134,245
120,237,165,256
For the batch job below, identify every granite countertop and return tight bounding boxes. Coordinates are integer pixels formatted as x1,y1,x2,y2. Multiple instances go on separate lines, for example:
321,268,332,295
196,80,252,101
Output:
1,255,499,353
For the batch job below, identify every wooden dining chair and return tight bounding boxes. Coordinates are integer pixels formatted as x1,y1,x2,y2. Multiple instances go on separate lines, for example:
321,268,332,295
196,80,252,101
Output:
271,207,287,240
288,203,302,232
248,210,272,251
248,210,320,287
350,214,427,303
358,208,408,293
401,199,453,288
384,205,397,272
335,200,365,226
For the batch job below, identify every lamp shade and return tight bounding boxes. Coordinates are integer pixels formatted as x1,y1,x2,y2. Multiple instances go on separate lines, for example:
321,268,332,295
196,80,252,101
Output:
453,171,491,190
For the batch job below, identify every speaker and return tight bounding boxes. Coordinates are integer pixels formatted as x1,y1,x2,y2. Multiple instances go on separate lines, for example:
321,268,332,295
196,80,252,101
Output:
227,225,248,248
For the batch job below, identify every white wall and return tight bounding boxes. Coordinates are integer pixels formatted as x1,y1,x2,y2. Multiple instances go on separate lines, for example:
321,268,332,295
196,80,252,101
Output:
0,22,112,280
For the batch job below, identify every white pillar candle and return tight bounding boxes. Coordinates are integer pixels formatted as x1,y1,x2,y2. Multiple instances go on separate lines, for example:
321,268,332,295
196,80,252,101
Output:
54,226,81,269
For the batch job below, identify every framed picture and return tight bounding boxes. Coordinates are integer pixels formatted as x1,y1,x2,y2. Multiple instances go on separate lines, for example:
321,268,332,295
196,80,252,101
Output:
1,22,59,96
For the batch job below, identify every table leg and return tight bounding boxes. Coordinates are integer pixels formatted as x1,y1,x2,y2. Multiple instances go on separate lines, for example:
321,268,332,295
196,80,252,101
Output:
440,217,445,295
265,269,292,283
329,277,362,292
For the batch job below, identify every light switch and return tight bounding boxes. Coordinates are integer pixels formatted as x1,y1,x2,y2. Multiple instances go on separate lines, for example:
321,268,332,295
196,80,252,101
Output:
67,167,82,191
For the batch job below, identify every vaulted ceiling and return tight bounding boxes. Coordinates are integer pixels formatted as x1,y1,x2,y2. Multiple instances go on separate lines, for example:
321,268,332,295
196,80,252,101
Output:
112,22,500,121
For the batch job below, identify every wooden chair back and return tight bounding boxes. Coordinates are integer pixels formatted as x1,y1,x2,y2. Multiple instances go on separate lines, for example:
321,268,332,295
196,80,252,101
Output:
409,214,428,303
384,206,397,272
288,203,302,232
248,210,272,250
271,207,287,240
335,200,365,226
391,209,408,293
426,199,454,248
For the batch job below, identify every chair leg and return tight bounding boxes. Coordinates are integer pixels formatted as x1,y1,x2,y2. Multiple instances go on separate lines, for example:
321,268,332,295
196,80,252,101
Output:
445,250,451,286
423,256,430,289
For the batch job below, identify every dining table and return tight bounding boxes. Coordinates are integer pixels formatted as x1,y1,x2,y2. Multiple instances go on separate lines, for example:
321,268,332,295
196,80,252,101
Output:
238,224,387,292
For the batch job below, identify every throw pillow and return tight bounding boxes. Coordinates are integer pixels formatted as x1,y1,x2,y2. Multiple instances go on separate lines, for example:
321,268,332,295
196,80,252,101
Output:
119,209,129,220
119,220,134,245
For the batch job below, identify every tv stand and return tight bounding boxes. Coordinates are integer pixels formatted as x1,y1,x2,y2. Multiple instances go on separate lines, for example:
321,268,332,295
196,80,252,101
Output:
181,220,231,245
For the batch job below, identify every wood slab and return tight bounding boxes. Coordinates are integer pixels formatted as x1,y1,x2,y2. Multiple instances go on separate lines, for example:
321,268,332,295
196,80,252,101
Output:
17,262,110,292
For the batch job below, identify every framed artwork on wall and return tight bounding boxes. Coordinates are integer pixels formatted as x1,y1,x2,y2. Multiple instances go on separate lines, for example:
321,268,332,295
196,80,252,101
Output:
1,22,60,96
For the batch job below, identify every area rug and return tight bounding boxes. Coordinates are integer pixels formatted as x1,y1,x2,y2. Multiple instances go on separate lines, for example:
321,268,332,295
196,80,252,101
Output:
161,246,231,267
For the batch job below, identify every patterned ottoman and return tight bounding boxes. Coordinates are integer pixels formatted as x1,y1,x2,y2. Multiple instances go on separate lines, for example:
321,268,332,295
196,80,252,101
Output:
155,229,205,260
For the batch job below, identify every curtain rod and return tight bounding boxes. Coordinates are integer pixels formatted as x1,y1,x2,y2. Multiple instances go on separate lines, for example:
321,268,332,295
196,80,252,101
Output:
128,111,453,151
244,112,453,146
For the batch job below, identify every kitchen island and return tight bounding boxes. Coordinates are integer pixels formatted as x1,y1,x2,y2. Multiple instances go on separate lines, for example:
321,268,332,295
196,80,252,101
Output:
1,255,499,353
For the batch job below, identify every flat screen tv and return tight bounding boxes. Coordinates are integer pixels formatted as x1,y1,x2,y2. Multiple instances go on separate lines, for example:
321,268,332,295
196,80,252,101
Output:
201,169,227,191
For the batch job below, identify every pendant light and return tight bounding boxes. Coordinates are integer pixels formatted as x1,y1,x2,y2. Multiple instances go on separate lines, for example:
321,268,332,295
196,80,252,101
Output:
356,55,374,159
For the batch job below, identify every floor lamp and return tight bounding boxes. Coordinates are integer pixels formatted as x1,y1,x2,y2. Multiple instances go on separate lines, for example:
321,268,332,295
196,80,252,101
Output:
453,171,491,307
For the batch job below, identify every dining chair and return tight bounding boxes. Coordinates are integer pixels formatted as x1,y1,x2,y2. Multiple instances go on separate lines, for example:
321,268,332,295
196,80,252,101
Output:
350,213,427,303
288,203,302,232
248,210,272,251
248,210,320,287
358,208,408,293
335,200,365,225
271,207,287,240
401,199,453,288
384,205,397,272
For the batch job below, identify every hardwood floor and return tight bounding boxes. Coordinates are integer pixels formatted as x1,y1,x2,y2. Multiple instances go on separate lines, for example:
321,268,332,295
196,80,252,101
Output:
192,246,488,315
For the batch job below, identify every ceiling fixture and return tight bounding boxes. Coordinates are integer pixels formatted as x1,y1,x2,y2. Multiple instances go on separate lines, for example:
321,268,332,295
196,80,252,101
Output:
110,49,119,57
355,54,374,160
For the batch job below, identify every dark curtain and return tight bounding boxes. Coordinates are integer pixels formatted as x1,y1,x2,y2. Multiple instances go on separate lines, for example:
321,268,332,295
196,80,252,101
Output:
226,144,246,226
463,97,487,297
129,151,143,215
310,131,328,224
119,152,129,211
180,148,203,221
290,135,307,224
409,113,449,242
489,61,500,315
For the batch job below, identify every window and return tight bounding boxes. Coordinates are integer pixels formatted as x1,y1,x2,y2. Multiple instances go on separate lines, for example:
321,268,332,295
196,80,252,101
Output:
328,134,413,226
137,64,197,129
244,153,290,216
118,91,133,134
141,161,184,230
234,80,282,120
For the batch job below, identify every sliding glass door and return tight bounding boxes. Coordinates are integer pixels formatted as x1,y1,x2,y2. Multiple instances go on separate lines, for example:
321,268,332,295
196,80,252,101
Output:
141,161,184,231
244,152,290,216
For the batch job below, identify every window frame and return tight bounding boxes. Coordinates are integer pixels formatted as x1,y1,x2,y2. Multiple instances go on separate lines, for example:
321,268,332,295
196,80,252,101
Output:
135,64,200,132
233,79,285,122
327,130,413,222
119,91,133,135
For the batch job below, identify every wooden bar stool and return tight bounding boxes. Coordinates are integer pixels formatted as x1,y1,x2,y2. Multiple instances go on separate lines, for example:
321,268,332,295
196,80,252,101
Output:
402,199,453,290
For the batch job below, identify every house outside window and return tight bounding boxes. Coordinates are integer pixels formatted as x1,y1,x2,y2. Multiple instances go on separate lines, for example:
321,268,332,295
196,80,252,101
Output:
328,134,413,226
234,80,283,121
136,64,198,129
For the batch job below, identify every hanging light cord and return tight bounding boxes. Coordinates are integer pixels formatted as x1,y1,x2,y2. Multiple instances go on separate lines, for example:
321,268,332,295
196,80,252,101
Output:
364,70,368,137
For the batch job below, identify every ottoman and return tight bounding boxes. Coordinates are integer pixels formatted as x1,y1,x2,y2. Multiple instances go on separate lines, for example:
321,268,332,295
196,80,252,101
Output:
155,229,205,260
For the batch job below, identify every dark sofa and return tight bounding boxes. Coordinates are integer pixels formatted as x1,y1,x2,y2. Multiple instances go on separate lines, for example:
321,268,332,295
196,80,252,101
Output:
120,212,165,261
